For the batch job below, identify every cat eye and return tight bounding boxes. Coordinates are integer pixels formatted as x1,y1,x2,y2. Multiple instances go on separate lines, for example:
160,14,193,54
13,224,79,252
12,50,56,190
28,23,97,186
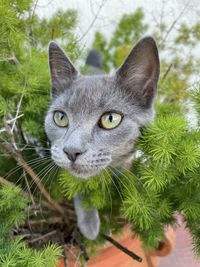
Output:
99,112,123,130
53,111,69,127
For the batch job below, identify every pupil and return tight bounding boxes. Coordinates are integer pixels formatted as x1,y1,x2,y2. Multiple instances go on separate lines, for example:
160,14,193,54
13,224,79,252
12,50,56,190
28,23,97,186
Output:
108,114,113,122
60,113,64,120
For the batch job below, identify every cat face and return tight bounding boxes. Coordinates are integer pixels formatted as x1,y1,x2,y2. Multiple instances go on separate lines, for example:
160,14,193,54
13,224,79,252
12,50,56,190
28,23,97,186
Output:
45,37,160,179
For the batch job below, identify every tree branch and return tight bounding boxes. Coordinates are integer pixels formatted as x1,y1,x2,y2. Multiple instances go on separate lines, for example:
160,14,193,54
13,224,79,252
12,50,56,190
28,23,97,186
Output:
3,117,18,150
161,63,173,84
0,176,15,187
3,142,67,220
27,216,64,225
29,230,58,244
160,2,190,46
78,0,106,42
0,115,24,133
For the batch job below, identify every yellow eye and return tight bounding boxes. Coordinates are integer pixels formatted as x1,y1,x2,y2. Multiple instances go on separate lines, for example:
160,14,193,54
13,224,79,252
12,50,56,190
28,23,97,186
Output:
99,112,123,130
53,111,69,127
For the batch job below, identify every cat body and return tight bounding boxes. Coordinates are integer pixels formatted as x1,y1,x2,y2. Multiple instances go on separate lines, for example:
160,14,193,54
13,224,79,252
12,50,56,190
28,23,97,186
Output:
45,37,160,240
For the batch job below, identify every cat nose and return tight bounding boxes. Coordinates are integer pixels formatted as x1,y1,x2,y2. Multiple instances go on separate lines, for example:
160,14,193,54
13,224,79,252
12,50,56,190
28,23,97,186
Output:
63,146,85,162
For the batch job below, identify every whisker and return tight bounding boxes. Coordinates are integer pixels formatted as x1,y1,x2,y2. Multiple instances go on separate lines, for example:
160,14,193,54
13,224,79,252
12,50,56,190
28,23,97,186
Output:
28,161,54,193
102,170,112,219
23,160,55,226
101,171,106,207
14,159,53,191
3,156,51,181
0,140,50,149
118,166,153,203
37,163,58,218
108,167,134,198
105,168,123,202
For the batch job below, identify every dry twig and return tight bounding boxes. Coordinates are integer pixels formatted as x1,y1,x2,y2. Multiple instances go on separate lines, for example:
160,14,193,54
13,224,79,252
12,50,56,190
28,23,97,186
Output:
29,230,58,244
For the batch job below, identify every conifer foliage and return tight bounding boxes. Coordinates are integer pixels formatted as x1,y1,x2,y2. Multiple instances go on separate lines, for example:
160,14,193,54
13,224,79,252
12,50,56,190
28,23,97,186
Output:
0,1,200,266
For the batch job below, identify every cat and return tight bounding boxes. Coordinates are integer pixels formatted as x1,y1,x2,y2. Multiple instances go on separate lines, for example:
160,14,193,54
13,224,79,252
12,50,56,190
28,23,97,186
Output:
45,37,160,240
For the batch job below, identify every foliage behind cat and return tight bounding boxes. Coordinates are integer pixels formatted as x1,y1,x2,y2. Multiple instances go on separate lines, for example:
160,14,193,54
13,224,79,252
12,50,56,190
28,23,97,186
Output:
45,37,160,240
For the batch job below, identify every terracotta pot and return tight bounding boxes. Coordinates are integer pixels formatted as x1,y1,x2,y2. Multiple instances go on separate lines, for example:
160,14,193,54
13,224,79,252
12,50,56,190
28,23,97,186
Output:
58,226,176,267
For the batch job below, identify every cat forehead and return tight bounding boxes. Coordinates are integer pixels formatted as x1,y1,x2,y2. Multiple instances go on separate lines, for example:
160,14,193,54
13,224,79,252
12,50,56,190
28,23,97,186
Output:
51,75,127,114
71,75,115,97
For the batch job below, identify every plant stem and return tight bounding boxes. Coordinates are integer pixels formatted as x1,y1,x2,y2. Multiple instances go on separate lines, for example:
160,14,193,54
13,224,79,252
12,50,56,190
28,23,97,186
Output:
102,233,142,263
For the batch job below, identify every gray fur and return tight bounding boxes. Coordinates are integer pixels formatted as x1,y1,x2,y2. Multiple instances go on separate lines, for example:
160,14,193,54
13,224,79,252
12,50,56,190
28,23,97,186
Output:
45,37,160,240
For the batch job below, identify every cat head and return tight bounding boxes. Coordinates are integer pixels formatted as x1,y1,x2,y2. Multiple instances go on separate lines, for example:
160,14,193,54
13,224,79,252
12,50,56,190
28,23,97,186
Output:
45,37,160,179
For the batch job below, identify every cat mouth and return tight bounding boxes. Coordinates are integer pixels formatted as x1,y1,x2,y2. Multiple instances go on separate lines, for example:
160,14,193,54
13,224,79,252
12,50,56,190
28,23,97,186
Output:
52,157,107,179
69,162,104,179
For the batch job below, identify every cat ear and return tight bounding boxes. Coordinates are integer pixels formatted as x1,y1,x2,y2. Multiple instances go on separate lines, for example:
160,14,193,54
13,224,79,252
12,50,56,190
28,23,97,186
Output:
48,41,78,97
116,37,160,108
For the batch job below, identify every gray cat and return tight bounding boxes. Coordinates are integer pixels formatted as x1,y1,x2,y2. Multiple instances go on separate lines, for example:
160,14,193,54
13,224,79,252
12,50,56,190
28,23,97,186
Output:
45,37,160,240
